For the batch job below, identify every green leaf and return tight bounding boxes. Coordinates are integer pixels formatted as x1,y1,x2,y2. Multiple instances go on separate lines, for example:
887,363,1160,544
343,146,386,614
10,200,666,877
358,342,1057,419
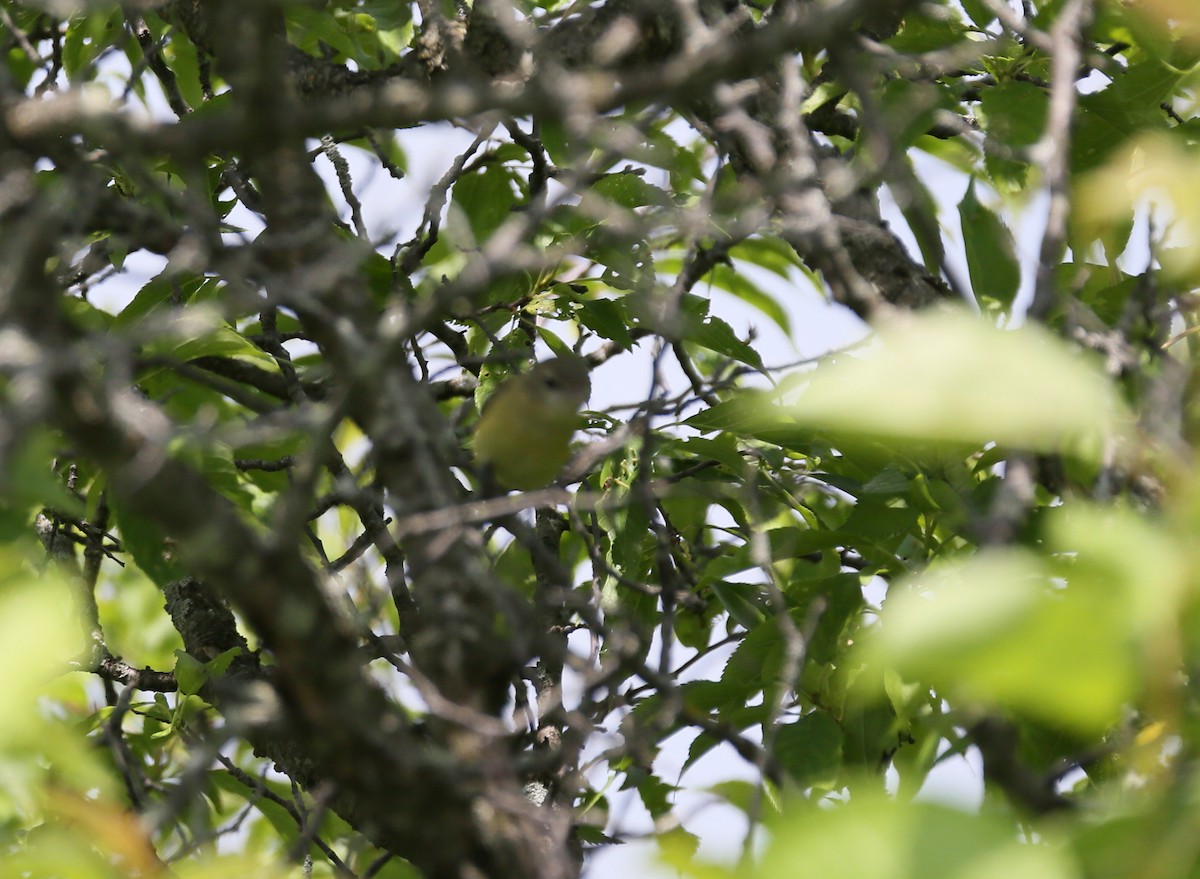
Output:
593,172,670,210
710,581,767,630
788,309,1129,457
1045,503,1189,637
638,127,706,185
671,434,746,472
729,236,803,279
174,651,208,696
633,772,677,819
721,621,786,697
958,179,1020,309
589,235,652,293
891,712,945,799
170,439,257,509
205,645,243,678
704,263,791,336
210,771,302,847
577,297,636,349
865,502,1188,736
773,711,843,788
1073,133,1200,282
114,275,218,327
163,27,203,110
979,81,1048,148
453,164,518,243
837,687,900,773
112,500,189,588
684,386,815,453
0,569,76,747
960,0,997,27
801,574,865,665
894,159,947,273
6,431,85,523
597,475,658,636
758,791,1078,879
1072,58,1180,173
62,10,122,81
674,600,717,651
887,11,969,53
286,6,369,62
491,535,537,598
680,295,764,368
657,826,701,868
878,79,955,149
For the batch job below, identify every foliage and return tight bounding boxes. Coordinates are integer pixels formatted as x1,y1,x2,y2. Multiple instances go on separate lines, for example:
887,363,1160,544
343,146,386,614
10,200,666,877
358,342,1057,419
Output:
2,0,1200,877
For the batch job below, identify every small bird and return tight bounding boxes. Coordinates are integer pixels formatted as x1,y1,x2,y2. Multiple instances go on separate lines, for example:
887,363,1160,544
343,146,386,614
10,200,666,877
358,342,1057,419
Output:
473,357,592,490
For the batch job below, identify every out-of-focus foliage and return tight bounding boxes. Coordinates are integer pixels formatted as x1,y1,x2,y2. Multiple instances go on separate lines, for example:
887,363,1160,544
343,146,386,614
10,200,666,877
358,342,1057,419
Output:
5,0,1200,877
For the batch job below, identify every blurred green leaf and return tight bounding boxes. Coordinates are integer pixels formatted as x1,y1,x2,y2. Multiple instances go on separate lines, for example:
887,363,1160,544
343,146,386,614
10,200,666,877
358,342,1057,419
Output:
865,508,1183,734
787,310,1128,456
0,568,76,745
756,792,1078,879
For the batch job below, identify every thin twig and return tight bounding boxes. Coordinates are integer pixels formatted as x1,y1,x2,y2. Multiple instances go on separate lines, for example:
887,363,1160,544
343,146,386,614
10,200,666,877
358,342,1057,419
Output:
1028,0,1091,320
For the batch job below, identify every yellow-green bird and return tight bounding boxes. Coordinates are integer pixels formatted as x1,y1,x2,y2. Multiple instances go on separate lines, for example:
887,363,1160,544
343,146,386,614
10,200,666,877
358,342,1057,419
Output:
473,357,592,490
